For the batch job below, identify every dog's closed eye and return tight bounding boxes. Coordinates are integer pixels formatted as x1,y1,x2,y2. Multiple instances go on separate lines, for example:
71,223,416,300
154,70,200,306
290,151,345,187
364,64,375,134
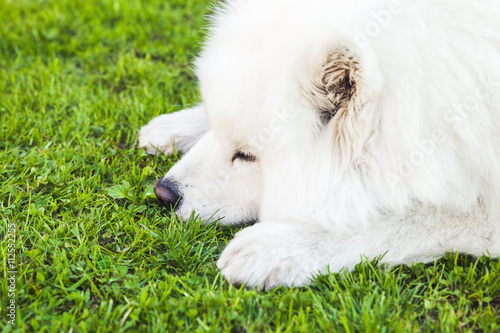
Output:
232,150,257,163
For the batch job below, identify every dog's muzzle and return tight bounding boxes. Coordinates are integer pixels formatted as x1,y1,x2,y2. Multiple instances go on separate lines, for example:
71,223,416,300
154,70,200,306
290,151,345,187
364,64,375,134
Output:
154,178,182,211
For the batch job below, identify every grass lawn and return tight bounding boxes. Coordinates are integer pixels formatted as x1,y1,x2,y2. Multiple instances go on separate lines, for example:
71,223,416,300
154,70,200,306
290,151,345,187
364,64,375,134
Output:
1,0,499,331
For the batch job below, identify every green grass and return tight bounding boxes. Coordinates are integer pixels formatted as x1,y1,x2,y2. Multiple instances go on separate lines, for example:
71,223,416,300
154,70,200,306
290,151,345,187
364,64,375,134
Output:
0,0,499,331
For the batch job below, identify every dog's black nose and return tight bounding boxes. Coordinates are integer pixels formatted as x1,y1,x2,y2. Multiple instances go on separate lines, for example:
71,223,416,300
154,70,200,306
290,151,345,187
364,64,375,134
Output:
154,178,182,211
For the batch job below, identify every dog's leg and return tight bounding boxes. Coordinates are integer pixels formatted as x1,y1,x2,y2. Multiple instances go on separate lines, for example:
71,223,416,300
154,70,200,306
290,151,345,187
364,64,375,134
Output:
139,105,209,155
218,214,500,289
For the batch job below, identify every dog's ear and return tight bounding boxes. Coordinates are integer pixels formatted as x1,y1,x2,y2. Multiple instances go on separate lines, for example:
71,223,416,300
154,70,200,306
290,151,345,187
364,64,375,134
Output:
306,45,382,161
309,47,363,124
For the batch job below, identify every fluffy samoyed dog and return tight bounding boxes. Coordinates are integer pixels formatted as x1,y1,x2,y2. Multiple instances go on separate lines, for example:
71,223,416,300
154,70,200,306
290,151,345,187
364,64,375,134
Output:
139,0,500,289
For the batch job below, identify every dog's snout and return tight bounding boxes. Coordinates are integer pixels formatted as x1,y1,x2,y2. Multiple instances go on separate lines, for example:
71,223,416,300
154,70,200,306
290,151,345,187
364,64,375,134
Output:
154,178,182,211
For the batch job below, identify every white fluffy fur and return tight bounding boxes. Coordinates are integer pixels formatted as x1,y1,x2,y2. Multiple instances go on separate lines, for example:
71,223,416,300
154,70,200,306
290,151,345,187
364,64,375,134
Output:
139,0,500,289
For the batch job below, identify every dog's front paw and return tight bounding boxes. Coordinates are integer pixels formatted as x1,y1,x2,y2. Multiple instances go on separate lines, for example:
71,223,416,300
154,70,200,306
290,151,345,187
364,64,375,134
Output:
139,114,184,155
217,222,322,290
139,107,208,155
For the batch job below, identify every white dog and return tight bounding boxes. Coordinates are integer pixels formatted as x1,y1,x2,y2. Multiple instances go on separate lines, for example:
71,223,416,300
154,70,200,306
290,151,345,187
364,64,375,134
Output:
139,0,500,289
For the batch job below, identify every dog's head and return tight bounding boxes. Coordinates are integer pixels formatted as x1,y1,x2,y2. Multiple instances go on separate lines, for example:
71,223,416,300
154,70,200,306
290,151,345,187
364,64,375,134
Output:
155,2,383,225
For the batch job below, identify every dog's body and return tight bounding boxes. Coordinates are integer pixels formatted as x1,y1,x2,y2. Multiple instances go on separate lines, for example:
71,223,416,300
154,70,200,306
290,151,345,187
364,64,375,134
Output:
139,0,500,289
